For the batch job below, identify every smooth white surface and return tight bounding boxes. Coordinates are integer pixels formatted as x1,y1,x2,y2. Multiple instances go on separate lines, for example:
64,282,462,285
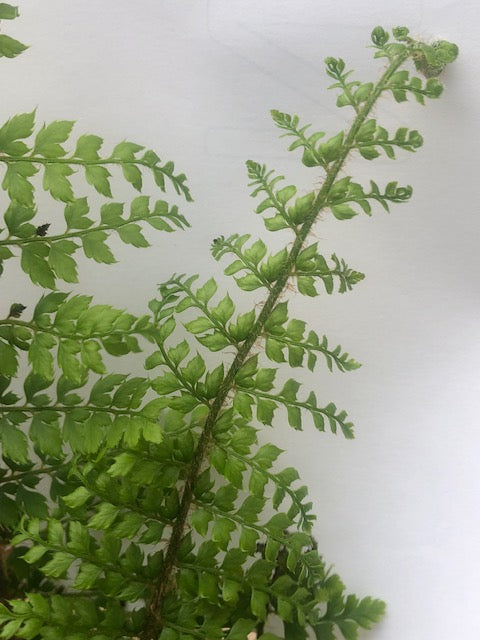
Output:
3,2,480,638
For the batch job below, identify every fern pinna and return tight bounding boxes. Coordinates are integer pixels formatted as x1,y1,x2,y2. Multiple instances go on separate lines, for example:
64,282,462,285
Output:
0,10,457,640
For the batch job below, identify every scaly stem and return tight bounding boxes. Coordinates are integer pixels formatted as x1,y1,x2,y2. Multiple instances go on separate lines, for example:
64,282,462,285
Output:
140,51,409,638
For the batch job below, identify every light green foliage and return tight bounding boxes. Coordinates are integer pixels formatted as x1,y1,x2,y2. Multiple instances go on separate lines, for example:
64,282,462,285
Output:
0,3,26,60
1,196,187,285
211,234,365,296
246,160,318,230
325,57,373,112
0,15,457,640
0,292,157,381
0,111,191,204
0,113,191,283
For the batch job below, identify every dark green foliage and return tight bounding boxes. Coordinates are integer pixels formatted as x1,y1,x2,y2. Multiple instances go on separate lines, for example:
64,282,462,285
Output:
0,14,457,640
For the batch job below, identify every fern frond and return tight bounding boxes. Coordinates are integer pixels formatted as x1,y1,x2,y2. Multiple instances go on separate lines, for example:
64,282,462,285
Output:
270,110,328,169
0,19,458,640
264,324,361,374
324,57,366,112
0,292,157,381
246,161,316,232
0,113,192,205
0,371,164,464
0,4,27,60
327,175,413,218
0,197,188,286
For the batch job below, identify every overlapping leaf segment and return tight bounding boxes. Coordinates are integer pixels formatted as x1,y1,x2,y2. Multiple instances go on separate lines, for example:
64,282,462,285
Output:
0,1,191,611
0,17,457,640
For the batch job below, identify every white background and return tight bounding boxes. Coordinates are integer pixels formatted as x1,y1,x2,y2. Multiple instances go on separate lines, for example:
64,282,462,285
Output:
2,1,480,638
